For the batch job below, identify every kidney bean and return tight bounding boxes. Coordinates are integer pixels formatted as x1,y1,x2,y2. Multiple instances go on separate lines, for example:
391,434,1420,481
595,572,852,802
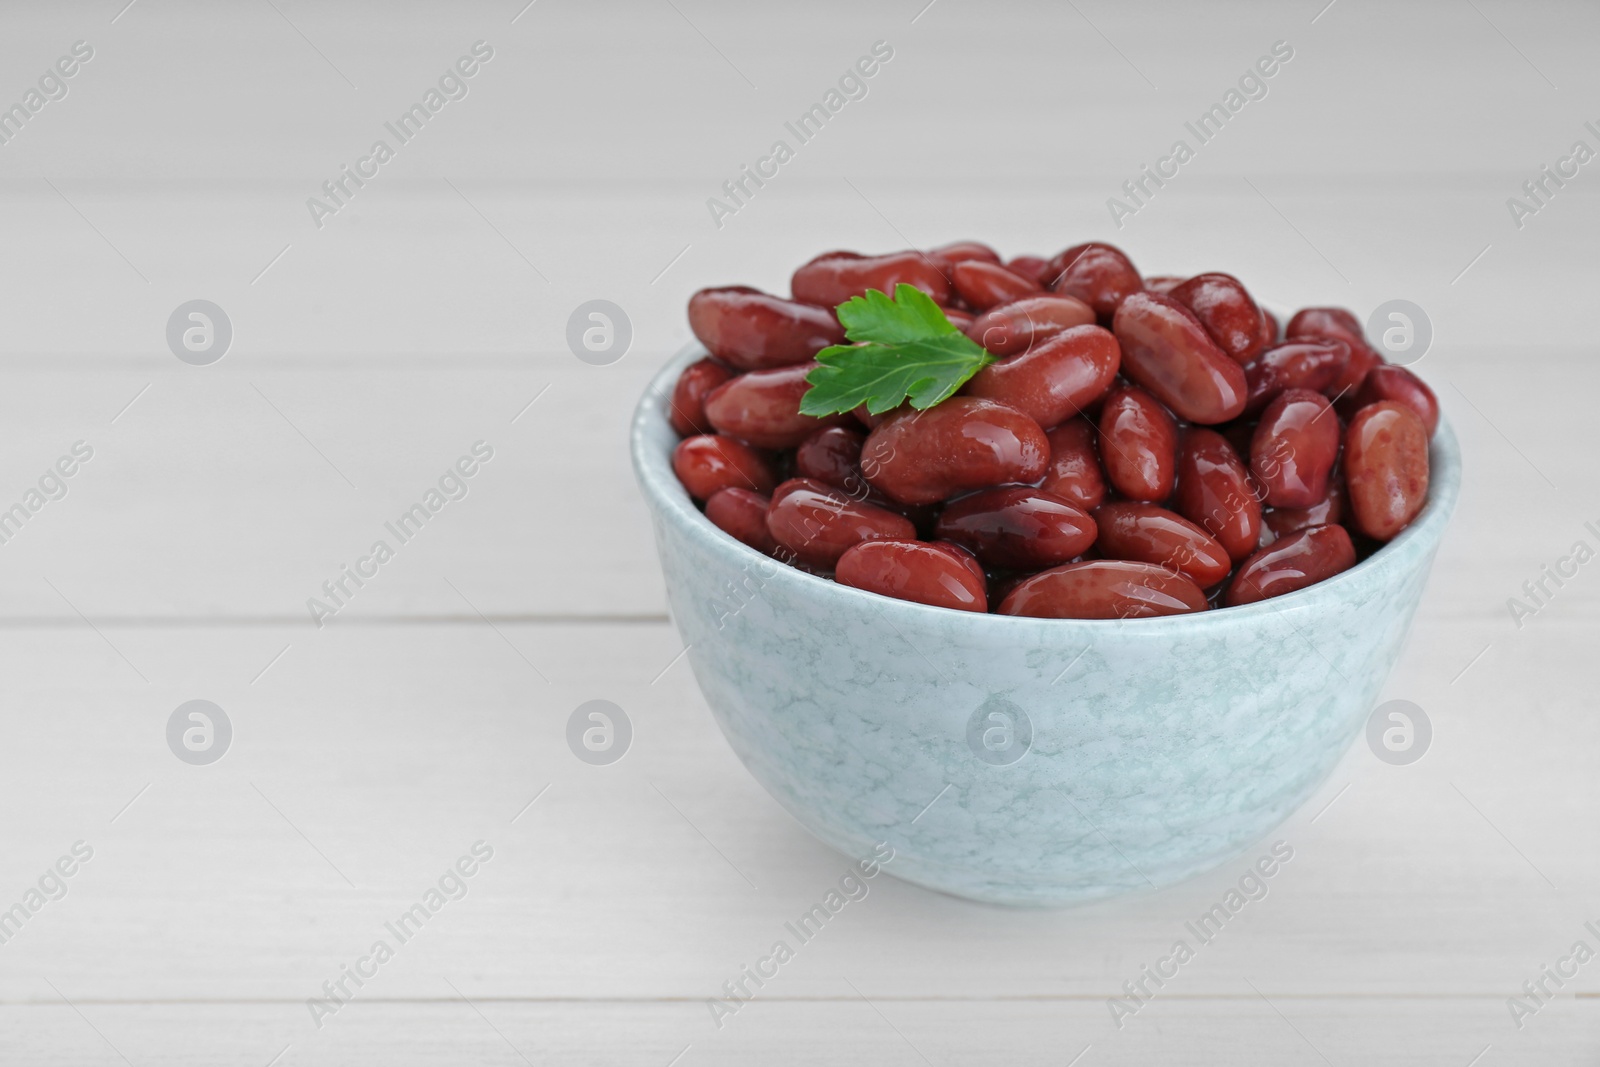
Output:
670,358,735,436
932,240,1001,265
705,488,776,552
791,250,952,307
1092,502,1232,588
1242,339,1350,416
765,478,917,568
999,560,1207,619
1225,524,1356,606
928,540,988,586
688,287,846,370
935,487,1097,569
1098,385,1178,502
703,363,846,449
1260,309,1280,345
1143,275,1185,296
835,539,988,612
1285,307,1381,397
1005,255,1051,285
673,435,778,500
941,307,975,330
861,398,1049,505
1173,428,1262,562
1251,389,1339,508
1170,273,1265,364
1041,418,1107,510
795,425,867,493
951,260,1043,311
1261,476,1344,545
962,324,1120,429
1113,292,1249,424
965,295,1097,357
1047,243,1142,320
1353,364,1439,437
1344,401,1429,540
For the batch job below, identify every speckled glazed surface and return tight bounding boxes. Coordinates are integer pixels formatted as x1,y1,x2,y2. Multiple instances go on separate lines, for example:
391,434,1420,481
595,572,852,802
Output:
633,346,1461,907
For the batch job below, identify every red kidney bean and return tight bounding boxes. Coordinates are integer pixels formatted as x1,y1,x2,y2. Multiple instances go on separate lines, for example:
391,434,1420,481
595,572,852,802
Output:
928,540,987,586
1143,275,1185,296
1261,476,1344,546
688,287,846,370
861,398,1049,505
1113,292,1249,424
1170,272,1265,364
1353,364,1439,437
1093,502,1232,588
951,260,1043,311
765,478,917,568
795,425,867,493
962,324,1120,429
1173,428,1262,562
703,363,846,449
673,435,778,500
1285,306,1381,397
1344,401,1430,540
1242,339,1350,416
932,240,1001,265
999,560,1207,619
670,358,735,436
1047,243,1142,320
1041,418,1107,510
1225,524,1356,606
1260,309,1280,346
965,295,1097,357
1250,389,1339,508
1005,255,1051,285
935,487,1097,569
791,250,952,307
1098,385,1179,502
941,306,975,330
836,540,987,612
705,488,776,552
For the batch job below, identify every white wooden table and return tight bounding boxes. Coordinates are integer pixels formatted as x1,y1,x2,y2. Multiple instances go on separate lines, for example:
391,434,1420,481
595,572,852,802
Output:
1,1,1597,1062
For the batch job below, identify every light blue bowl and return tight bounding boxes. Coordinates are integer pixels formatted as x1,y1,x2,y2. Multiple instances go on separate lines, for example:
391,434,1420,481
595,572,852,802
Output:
632,345,1461,906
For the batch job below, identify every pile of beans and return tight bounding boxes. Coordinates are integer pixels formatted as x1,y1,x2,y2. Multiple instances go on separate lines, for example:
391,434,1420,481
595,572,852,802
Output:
669,241,1436,619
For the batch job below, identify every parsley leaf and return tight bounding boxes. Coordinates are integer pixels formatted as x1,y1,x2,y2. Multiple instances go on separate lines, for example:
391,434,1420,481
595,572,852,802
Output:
799,284,995,417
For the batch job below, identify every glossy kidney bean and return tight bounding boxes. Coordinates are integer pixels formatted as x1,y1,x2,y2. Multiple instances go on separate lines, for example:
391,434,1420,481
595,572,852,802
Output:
1173,428,1262,562
962,324,1120,429
705,488,776,552
791,250,952,307
998,560,1207,619
1353,364,1439,437
1225,524,1356,606
1170,272,1265,364
835,539,988,612
928,540,987,586
1047,243,1142,320
669,358,735,436
1142,275,1184,295
861,398,1049,505
1041,418,1107,510
794,425,867,493
941,306,975,330
1005,255,1051,285
931,240,1001,265
1242,339,1350,416
1092,502,1232,588
951,260,1042,311
935,487,1097,569
765,478,917,568
687,287,846,370
1250,389,1340,508
1344,401,1429,540
1284,306,1381,397
1098,386,1179,502
965,295,1097,357
1261,476,1344,546
1112,292,1249,424
672,435,778,500
1260,309,1280,345
703,364,846,449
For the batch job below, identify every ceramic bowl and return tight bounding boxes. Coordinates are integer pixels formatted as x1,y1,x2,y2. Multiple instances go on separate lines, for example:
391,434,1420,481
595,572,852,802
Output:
632,345,1461,906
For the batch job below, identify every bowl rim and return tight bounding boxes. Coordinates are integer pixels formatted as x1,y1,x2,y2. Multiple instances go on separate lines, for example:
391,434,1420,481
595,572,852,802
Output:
632,341,1462,634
